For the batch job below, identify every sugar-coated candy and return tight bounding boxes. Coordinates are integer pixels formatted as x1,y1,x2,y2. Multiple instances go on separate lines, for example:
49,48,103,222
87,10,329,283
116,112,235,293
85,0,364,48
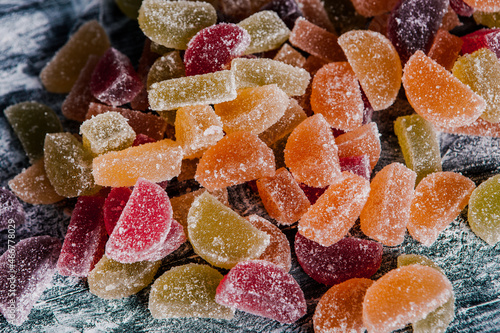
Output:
0,236,61,326
463,0,500,12
468,174,500,245
450,0,475,16
187,192,270,269
214,85,289,135
141,219,186,262
313,278,374,333
339,155,371,180
88,255,161,299
360,163,417,246
403,51,486,128
57,196,107,277
461,28,500,59
273,43,306,68
215,260,306,323
473,11,500,28
92,139,183,187
0,187,25,231
441,7,462,31
115,0,143,19
284,114,341,187
238,11,290,54
298,171,370,247
4,102,63,164
195,131,276,191
260,0,303,29
40,20,110,93
338,30,402,111
350,0,398,17
103,187,132,236
146,51,185,89
335,122,381,170
295,0,336,32
295,233,382,285
138,0,217,50
407,172,476,246
149,263,234,319
427,29,463,71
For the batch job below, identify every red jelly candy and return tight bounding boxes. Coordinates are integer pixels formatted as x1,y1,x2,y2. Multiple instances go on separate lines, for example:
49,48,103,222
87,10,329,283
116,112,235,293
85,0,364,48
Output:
215,260,307,323
103,187,132,236
450,0,474,16
461,29,500,60
137,219,186,262
339,155,371,181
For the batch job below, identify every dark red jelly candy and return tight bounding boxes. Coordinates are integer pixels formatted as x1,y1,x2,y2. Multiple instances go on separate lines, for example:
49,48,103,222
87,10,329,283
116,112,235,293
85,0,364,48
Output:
299,183,328,205
104,187,132,236
339,155,371,180
449,0,474,17
132,134,157,147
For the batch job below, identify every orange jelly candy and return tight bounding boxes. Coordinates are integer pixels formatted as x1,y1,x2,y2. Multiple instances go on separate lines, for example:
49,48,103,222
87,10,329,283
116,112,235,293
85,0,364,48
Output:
435,117,500,138
335,122,381,170
298,171,370,247
427,29,463,71
273,44,306,68
463,0,500,12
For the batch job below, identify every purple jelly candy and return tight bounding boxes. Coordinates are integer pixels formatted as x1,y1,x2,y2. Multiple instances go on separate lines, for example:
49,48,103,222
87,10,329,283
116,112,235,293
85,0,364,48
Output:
260,0,303,29
295,233,383,286
0,236,61,325
90,47,143,106
184,23,251,76
0,187,25,231
340,155,371,180
450,0,474,17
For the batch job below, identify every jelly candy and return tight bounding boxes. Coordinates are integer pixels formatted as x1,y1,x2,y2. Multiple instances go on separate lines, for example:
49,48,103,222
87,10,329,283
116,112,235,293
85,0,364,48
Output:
295,233,383,285
295,0,336,32
473,11,500,28
115,0,143,20
146,51,185,88
218,0,259,21
215,260,307,323
149,263,234,319
461,28,500,59
130,39,160,111
273,43,306,68
468,174,500,245
298,171,370,247
463,0,500,12
103,187,132,236
187,192,270,269
260,0,303,29
323,0,369,34
339,155,371,180
142,219,186,262
335,122,381,170
350,0,398,17
450,0,475,16
427,29,464,71
0,187,25,231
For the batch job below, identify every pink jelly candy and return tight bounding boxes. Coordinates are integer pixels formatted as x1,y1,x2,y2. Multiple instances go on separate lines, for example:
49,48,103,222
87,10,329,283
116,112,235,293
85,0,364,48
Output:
103,187,132,236
461,29,500,60
339,155,371,181
136,219,186,262
215,260,307,323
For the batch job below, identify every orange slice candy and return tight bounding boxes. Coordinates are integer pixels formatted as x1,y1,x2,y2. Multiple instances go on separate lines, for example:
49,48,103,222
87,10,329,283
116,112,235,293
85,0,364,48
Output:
335,122,381,170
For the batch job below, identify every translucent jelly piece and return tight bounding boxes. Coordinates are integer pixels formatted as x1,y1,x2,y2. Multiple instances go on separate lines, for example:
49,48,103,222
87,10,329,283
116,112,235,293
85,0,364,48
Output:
0,187,25,231
195,132,275,191
44,133,99,198
40,20,110,93
146,51,185,89
289,18,345,63
427,29,463,71
363,264,453,333
298,171,370,246
350,0,398,17
451,0,475,16
403,51,487,128
88,255,161,299
441,6,462,31
57,196,107,277
339,155,371,180
216,260,306,323
463,0,500,12
184,23,251,76
360,163,417,246
8,159,64,205
92,139,183,187
273,43,306,68
468,174,500,245
103,187,132,236
338,30,402,111
0,236,61,326
436,117,500,137
453,48,500,123
473,11,500,28
231,58,311,96
335,122,381,170
148,70,237,111
311,62,364,131
284,114,341,187
387,0,448,64
4,102,63,164
149,263,234,319
238,10,290,54
138,0,217,50
461,28,500,58
187,192,270,269
295,233,382,285
407,172,476,246
260,0,303,29
141,219,186,262
313,278,374,333
214,85,289,135
295,0,336,32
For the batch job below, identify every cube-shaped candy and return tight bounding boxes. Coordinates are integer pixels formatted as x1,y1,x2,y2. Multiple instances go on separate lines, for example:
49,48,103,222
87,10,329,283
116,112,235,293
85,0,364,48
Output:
468,174,500,245
427,29,463,71
238,11,290,54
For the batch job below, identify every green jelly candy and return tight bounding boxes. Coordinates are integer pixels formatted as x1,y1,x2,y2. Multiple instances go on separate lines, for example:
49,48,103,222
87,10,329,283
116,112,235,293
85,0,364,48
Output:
468,174,500,245
138,0,217,50
187,192,270,269
4,102,63,163
88,255,161,299
149,263,234,319
80,112,136,156
146,51,185,89
394,114,442,184
44,133,99,198
115,0,143,20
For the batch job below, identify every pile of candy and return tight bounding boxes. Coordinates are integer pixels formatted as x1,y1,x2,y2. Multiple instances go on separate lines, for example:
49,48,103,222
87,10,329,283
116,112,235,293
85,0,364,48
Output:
1,0,500,331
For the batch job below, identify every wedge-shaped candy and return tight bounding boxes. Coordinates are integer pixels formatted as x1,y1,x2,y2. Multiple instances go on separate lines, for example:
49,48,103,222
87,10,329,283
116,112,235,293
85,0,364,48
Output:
273,43,306,68
403,51,486,128
4,102,63,163
0,187,25,231
40,20,110,93
313,278,374,333
57,196,107,277
103,187,132,236
285,114,341,187
188,192,270,268
88,255,161,299
360,163,417,246
299,172,370,246
149,70,237,111
468,174,500,245
138,0,217,50
92,139,183,187
428,29,463,71
0,236,61,326
214,85,289,135
231,58,311,96
461,28,500,58
464,0,500,12
140,219,186,262
238,11,290,54
146,51,185,89
338,30,401,111
407,172,476,246
335,122,381,170
340,155,371,180
195,132,275,191
149,264,234,319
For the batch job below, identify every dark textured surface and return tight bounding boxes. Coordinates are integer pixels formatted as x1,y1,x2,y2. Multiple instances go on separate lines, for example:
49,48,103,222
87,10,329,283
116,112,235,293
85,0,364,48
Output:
0,1,499,332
